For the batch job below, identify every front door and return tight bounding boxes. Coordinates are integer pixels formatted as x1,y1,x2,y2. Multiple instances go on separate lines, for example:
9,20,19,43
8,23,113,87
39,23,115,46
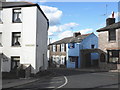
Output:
75,58,78,68
85,54,91,67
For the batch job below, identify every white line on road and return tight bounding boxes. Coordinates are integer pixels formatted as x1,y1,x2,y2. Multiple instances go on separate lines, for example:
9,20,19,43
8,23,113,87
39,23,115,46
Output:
45,86,55,88
56,76,68,89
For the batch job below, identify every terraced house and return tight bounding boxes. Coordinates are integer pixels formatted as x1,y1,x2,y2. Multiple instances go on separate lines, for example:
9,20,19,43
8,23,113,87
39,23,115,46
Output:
49,32,98,68
0,2,49,76
97,14,120,70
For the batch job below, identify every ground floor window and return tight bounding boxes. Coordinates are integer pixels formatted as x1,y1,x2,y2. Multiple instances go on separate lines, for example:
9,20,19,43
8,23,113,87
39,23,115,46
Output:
107,50,120,64
60,56,66,65
11,56,20,70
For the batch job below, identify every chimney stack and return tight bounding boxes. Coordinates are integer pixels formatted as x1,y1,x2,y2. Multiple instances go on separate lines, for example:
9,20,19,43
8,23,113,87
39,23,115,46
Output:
106,12,115,26
73,32,81,37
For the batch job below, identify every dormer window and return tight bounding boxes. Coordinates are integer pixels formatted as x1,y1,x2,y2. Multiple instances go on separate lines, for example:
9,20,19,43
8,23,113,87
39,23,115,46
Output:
108,29,116,41
13,8,22,23
0,10,3,23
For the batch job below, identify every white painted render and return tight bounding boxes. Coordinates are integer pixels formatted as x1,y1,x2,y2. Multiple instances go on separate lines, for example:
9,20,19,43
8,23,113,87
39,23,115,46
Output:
0,6,48,74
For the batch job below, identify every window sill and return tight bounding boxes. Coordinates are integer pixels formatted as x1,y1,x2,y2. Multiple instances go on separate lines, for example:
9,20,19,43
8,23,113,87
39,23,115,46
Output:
12,22,22,23
108,40,116,43
11,46,21,47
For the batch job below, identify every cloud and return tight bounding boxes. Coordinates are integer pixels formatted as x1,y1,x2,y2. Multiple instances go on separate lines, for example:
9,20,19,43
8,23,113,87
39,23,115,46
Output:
48,22,79,37
58,31,73,40
79,28,93,34
48,31,53,36
49,22,79,33
41,5,62,26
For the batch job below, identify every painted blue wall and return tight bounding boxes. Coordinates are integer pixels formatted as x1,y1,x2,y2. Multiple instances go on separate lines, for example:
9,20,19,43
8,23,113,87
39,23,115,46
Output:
67,33,98,68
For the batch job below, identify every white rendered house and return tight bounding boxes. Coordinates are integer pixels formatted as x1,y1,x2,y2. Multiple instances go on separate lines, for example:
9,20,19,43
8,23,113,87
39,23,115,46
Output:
0,2,49,74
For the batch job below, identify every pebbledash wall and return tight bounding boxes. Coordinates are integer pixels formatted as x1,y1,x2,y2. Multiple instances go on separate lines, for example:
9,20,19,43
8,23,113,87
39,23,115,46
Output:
67,33,98,68
0,6,48,74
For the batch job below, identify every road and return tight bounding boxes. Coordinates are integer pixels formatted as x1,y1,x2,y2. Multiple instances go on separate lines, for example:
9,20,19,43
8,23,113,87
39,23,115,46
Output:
8,68,119,90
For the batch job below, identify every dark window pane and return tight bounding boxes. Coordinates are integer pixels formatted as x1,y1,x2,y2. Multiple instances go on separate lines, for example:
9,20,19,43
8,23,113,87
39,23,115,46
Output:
109,29,116,41
13,9,22,23
91,45,95,49
12,32,21,46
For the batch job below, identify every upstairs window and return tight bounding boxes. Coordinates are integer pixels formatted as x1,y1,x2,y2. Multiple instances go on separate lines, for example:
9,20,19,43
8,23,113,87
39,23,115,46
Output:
109,29,116,41
13,8,22,23
0,10,3,23
53,45,57,52
91,45,95,49
61,44,66,52
12,32,21,46
0,32,2,46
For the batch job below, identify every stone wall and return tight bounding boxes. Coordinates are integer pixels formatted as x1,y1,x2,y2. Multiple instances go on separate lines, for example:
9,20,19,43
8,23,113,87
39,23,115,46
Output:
118,29,120,48
98,30,119,51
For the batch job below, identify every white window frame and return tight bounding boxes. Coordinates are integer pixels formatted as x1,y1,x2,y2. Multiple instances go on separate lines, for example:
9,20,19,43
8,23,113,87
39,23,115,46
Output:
61,44,65,52
0,32,2,46
60,56,65,65
12,32,21,46
53,45,56,52
13,8,22,23
0,10,3,23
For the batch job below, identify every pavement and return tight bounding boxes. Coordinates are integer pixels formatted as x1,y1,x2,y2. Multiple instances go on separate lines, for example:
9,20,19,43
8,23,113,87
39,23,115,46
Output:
2,78,39,89
2,70,54,89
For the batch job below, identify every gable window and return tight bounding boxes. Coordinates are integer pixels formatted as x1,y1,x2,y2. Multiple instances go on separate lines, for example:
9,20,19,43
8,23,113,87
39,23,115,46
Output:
91,45,95,49
13,8,22,23
53,45,57,52
0,10,3,23
109,29,116,41
12,32,21,46
0,32,2,46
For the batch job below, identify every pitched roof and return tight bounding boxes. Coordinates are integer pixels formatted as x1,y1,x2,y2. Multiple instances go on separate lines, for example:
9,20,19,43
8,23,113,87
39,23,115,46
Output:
97,21,120,32
2,2,49,22
50,33,93,45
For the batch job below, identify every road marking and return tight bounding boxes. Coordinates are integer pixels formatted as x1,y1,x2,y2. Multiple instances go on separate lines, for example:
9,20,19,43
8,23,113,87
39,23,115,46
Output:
56,76,68,89
45,86,55,88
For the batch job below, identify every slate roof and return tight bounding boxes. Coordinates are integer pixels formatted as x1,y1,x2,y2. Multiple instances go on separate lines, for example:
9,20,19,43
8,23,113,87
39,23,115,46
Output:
50,33,93,45
97,21,120,32
1,2,48,22
2,2,35,8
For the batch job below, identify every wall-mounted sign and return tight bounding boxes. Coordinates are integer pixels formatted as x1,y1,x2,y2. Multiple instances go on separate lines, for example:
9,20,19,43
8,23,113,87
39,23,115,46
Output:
68,43,75,49
25,44,35,47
